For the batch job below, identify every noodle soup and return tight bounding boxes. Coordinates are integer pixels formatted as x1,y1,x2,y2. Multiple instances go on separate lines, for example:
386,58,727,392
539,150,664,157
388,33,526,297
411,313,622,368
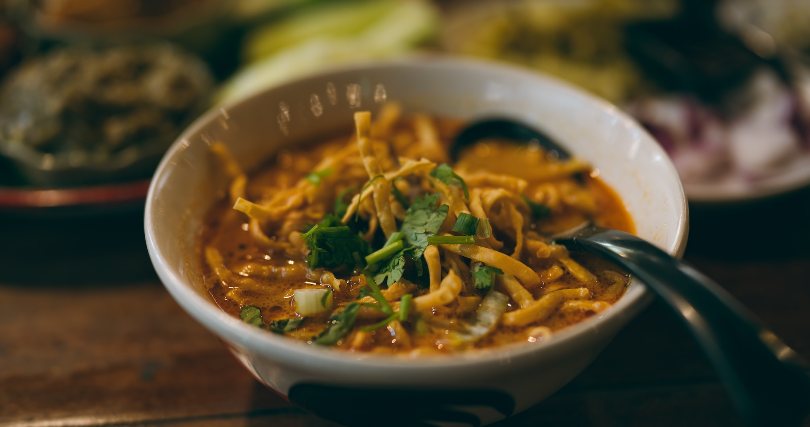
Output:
201,105,633,355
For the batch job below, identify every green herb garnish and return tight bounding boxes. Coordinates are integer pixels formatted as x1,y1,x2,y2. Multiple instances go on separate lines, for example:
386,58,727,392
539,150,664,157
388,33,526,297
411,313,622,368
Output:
372,247,409,287
306,167,333,185
476,218,493,238
472,263,503,292
240,305,264,327
451,213,479,235
366,233,407,286
360,292,414,332
361,313,397,332
268,318,304,334
400,193,449,259
363,272,393,315
427,235,476,245
321,289,333,307
523,195,551,220
431,164,469,199
364,194,449,287
303,217,369,270
399,294,413,322
241,306,303,335
314,302,360,345
365,240,404,266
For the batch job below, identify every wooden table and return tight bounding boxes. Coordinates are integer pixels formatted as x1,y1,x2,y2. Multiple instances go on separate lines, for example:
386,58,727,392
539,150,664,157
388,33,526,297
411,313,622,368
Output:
2,188,809,427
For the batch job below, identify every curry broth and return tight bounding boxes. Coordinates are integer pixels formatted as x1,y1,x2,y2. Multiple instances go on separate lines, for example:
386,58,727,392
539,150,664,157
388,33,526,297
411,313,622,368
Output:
201,113,634,354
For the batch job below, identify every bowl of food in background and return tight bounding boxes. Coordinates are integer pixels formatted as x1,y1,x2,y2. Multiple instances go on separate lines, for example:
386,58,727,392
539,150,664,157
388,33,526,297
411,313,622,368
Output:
8,0,226,44
440,0,810,203
0,0,442,215
0,43,213,214
144,56,687,425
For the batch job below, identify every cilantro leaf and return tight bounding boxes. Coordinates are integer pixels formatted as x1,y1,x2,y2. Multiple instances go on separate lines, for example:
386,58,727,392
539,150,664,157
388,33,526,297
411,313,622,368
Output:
315,302,360,345
268,318,304,334
303,218,369,270
472,263,503,293
431,164,469,199
400,194,449,259
373,248,408,287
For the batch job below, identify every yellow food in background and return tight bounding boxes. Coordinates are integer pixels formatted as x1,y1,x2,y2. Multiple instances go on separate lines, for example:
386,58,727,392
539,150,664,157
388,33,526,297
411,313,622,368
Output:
440,0,679,103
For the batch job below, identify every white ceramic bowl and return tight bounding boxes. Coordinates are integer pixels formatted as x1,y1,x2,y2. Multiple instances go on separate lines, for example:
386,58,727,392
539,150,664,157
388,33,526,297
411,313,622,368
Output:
145,56,688,426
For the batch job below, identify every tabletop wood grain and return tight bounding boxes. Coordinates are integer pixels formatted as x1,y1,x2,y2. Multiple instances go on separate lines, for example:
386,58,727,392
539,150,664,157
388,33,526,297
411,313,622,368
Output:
1,187,809,427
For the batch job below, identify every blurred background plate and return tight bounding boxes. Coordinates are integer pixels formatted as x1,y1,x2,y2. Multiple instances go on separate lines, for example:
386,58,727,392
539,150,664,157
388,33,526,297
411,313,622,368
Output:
0,179,150,216
684,154,810,203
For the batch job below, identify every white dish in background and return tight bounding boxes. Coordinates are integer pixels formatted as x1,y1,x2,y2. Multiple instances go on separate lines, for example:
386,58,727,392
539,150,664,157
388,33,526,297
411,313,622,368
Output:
631,69,810,204
685,155,810,203
144,56,688,425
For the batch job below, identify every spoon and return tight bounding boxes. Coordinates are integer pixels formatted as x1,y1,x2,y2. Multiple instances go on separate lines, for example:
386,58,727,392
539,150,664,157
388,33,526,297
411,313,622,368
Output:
450,118,571,162
452,118,810,426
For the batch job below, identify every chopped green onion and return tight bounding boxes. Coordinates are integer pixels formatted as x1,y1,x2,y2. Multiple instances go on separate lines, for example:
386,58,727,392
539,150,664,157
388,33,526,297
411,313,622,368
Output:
315,302,360,345
239,305,264,327
384,231,404,246
414,316,429,335
241,305,303,334
523,195,551,220
365,240,404,266
476,218,493,239
427,235,476,245
268,317,303,334
399,294,413,322
451,213,479,235
304,224,349,237
362,272,394,315
321,289,333,307
294,288,333,316
361,314,396,332
306,167,333,185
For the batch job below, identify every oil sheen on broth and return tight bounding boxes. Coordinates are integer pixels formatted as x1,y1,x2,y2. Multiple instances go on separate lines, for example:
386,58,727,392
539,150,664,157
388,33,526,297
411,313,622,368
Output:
201,107,634,355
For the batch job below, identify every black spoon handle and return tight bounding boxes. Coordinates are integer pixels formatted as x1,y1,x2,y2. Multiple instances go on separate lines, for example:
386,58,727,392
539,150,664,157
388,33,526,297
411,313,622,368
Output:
559,229,810,426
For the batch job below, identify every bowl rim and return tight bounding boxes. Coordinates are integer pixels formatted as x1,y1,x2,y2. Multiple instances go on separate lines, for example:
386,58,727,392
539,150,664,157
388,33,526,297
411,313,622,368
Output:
145,55,689,374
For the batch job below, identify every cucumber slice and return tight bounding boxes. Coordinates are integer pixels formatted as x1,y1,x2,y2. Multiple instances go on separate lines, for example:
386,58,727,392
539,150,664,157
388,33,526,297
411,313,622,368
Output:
244,0,397,62
219,0,437,104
